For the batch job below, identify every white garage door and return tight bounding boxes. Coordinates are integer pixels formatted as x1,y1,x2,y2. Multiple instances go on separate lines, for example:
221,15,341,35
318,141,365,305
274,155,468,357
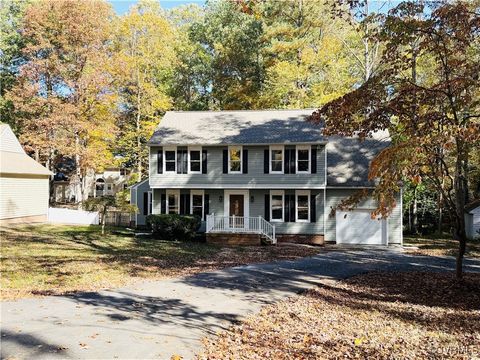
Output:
336,210,387,245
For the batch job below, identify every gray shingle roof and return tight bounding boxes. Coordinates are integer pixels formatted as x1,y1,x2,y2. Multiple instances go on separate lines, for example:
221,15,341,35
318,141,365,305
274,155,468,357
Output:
148,110,390,187
148,110,326,145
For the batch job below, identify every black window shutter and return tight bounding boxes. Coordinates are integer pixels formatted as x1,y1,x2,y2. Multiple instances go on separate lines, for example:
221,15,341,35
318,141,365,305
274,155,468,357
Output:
157,148,163,174
143,192,148,215
204,194,209,220
284,149,290,174
290,149,296,174
284,194,290,222
311,145,317,174
264,194,270,220
242,149,248,174
180,194,186,215
289,195,296,222
264,149,269,174
223,149,228,174
202,150,207,174
177,150,182,174
161,193,166,214
185,194,191,215
310,194,316,222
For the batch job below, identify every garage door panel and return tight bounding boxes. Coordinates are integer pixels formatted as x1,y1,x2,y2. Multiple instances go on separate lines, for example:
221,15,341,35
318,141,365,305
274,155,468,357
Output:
336,210,386,245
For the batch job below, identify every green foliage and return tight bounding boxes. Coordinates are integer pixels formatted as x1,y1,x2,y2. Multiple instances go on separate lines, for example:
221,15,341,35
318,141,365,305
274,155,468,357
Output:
146,214,201,241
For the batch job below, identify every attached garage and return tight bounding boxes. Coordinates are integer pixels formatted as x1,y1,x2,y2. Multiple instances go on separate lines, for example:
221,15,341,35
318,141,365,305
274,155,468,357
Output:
336,210,388,245
0,124,52,224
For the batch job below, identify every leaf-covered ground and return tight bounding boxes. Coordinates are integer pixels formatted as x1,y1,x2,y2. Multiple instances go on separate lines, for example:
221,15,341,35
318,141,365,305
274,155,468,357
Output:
404,234,480,258
199,272,480,359
0,225,320,300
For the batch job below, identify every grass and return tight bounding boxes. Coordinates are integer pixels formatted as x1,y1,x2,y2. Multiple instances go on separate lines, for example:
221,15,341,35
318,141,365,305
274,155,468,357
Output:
199,272,480,359
0,224,320,300
404,233,480,258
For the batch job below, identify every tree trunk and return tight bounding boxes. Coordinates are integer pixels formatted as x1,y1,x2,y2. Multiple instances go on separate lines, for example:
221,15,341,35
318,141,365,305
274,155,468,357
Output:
412,186,418,234
454,139,468,280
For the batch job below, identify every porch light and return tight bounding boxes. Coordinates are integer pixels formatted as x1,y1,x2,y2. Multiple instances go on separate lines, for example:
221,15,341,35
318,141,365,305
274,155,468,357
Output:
250,196,254,203
219,195,223,202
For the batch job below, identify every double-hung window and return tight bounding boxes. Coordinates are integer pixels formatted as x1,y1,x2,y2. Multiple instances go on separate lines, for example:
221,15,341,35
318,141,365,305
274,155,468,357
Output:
190,190,204,218
189,147,202,174
270,190,284,222
270,145,284,173
296,190,310,222
166,190,180,214
228,146,242,173
164,147,176,173
296,145,310,173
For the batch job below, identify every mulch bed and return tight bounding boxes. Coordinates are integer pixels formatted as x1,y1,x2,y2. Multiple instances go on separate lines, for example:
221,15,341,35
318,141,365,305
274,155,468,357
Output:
198,272,480,359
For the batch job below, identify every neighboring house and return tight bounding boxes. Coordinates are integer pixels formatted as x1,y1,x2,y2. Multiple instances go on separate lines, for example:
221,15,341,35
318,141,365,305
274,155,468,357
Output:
0,124,52,224
53,168,130,204
132,110,403,246
465,199,480,240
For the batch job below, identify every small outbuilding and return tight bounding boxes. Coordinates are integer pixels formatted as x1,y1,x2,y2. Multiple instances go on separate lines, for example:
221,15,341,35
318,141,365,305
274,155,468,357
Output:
466,199,480,240
0,124,52,224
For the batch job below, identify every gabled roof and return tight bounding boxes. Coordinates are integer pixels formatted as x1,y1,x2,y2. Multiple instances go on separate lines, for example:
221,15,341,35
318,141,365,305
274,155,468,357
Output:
0,124,52,176
148,110,325,145
147,110,390,187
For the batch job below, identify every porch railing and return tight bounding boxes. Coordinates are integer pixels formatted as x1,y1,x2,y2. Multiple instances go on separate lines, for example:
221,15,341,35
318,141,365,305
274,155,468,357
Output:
205,214,276,243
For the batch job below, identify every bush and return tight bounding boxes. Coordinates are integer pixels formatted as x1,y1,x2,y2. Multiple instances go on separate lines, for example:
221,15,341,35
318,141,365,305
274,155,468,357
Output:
146,214,201,241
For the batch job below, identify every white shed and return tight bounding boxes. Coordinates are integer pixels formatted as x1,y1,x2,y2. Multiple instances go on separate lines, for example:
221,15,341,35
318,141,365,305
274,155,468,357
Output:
465,199,480,240
0,124,52,224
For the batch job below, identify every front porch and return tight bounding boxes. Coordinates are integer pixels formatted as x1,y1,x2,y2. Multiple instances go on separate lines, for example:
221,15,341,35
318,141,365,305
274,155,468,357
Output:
206,214,276,244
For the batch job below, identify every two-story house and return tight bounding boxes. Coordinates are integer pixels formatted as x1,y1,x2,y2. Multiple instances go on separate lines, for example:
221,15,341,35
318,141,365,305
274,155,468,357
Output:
131,110,402,246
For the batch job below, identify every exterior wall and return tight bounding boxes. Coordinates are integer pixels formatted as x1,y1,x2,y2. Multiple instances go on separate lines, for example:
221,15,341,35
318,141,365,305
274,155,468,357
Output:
325,189,402,244
131,179,151,226
249,189,325,235
0,175,49,220
149,145,326,189
0,214,47,225
466,207,480,239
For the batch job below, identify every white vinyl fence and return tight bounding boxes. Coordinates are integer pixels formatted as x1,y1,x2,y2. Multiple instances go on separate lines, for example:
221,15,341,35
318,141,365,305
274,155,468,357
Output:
48,207,99,225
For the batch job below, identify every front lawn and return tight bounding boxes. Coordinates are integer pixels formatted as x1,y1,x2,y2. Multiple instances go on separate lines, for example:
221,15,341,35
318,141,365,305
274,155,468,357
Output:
0,225,319,300
199,272,480,359
404,233,480,258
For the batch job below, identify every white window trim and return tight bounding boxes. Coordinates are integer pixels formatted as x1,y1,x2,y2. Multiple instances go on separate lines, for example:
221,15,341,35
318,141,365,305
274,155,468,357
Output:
269,145,284,174
228,145,243,174
188,146,202,174
190,190,204,218
163,146,177,173
295,190,310,223
224,189,249,218
270,190,284,222
166,189,180,214
296,145,311,174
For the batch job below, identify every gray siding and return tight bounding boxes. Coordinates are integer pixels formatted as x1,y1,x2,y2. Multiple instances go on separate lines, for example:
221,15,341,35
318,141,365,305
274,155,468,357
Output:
325,189,402,244
130,180,151,226
249,189,325,235
149,145,325,189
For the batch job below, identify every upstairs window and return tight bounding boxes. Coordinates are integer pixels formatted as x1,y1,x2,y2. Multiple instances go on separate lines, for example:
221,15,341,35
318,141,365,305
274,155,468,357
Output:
296,146,310,173
189,147,202,173
296,190,310,222
270,146,284,173
164,148,176,173
228,146,242,173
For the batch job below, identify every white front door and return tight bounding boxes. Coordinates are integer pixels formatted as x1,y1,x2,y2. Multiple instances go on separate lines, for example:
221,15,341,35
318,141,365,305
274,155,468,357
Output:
336,210,387,245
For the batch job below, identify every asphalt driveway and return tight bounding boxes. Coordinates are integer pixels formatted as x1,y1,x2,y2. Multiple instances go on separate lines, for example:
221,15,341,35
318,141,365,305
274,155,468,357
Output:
2,249,480,360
